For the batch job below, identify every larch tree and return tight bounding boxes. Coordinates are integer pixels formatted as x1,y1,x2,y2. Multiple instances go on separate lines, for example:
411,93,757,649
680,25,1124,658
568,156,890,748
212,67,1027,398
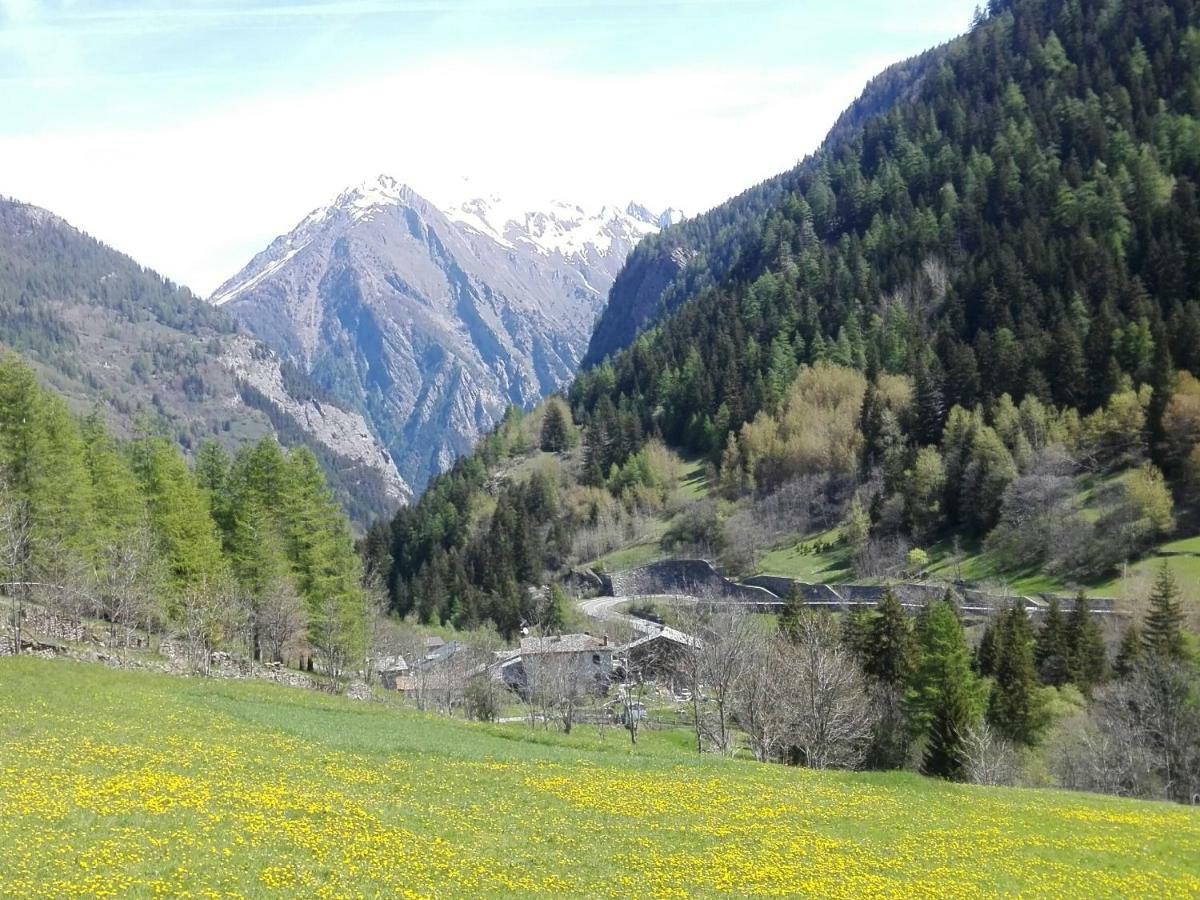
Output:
908,598,984,779
132,435,228,597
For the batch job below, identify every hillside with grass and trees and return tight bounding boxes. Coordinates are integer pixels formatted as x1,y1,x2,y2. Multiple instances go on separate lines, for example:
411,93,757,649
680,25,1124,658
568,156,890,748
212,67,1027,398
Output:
346,0,1200,804
0,352,368,678
0,198,410,524
371,0,1200,625
3,3,1200,897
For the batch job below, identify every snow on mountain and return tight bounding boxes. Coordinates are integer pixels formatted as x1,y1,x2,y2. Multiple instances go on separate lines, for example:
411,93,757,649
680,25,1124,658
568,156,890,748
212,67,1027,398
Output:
214,175,681,307
209,175,680,492
440,193,666,259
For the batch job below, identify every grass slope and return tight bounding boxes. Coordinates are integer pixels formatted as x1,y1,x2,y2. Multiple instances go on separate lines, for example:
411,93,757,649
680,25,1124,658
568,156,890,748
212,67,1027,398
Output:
2,658,1198,897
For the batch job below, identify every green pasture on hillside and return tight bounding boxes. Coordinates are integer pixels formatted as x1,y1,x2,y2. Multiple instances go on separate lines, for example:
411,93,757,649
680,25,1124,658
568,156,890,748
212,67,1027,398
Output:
1,658,1198,897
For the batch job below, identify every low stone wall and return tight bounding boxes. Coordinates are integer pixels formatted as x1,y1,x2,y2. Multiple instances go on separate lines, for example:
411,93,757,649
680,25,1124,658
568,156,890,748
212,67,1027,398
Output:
608,560,1118,617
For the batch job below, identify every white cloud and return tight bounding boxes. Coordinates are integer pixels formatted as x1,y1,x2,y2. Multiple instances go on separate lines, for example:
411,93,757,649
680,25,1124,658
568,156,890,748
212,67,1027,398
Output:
0,54,889,294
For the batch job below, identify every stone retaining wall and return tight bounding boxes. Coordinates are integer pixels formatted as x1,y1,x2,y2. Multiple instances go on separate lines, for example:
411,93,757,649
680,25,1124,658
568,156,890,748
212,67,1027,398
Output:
605,559,777,604
608,560,1118,616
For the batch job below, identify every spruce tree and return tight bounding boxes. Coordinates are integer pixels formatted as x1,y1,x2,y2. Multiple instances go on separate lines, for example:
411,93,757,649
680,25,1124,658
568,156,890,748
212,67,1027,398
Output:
1034,597,1071,686
923,670,974,780
779,583,806,640
1065,592,1107,692
975,621,999,677
539,401,570,453
1142,563,1185,659
1114,623,1143,679
865,587,913,686
912,354,947,446
840,608,875,665
909,599,982,776
988,602,1044,746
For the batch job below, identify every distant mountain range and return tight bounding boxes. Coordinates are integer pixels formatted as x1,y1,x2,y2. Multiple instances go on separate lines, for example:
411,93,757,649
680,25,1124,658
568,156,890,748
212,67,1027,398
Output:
212,175,682,490
0,197,410,524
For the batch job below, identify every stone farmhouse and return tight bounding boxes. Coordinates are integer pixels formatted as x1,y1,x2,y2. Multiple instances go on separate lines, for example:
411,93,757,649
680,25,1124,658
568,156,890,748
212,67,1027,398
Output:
517,634,614,696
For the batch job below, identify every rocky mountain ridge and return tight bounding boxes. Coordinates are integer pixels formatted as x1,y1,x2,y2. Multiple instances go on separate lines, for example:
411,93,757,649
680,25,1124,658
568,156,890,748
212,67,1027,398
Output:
213,175,680,490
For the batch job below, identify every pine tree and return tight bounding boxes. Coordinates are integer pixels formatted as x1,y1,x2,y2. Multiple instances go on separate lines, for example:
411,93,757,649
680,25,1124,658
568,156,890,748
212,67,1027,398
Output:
1065,592,1107,692
1142,563,1185,659
1034,598,1071,686
865,587,913,686
987,602,1045,746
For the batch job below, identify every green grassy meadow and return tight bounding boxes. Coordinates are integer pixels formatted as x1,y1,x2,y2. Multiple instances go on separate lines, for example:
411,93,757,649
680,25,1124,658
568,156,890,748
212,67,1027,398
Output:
1,657,1198,897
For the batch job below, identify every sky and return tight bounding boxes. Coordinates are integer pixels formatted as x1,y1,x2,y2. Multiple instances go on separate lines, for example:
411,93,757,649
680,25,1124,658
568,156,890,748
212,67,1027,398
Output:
0,0,974,295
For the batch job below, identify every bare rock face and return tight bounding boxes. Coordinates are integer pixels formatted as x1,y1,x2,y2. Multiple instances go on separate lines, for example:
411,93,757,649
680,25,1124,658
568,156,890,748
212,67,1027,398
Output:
212,176,677,491
221,336,411,505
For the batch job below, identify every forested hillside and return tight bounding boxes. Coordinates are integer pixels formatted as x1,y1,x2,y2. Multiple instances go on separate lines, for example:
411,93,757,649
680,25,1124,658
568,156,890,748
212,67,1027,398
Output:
582,42,951,366
370,0,1200,633
0,199,409,524
0,353,368,674
346,0,1200,808
580,0,1200,443
569,0,1200,558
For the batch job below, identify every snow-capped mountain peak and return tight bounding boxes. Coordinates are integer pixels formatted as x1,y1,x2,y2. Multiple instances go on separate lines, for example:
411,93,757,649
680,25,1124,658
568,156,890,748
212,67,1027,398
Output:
208,174,682,493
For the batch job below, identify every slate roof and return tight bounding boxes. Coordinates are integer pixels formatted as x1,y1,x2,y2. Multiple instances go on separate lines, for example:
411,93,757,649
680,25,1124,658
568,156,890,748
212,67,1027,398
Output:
373,654,409,673
520,634,609,654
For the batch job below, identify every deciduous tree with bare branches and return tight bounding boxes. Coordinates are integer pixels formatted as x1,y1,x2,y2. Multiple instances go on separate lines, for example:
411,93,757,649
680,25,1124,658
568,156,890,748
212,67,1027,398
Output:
785,612,874,769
